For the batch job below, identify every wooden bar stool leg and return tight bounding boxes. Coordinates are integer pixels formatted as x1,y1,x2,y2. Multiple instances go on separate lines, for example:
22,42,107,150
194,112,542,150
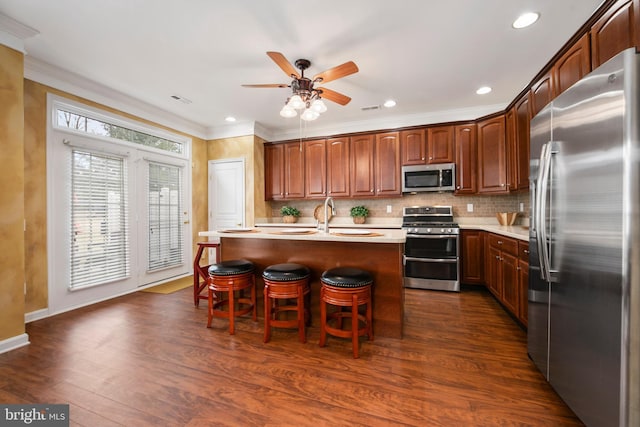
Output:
228,282,236,335
264,283,271,343
251,276,257,321
352,294,359,359
367,288,374,341
319,289,327,348
297,290,305,343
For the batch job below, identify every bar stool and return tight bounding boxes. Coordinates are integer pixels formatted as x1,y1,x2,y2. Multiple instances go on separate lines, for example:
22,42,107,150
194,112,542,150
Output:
207,259,256,334
262,263,311,343
193,241,220,307
319,267,373,358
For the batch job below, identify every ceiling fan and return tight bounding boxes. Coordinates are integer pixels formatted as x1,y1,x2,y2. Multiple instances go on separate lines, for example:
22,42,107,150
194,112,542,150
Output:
242,51,359,120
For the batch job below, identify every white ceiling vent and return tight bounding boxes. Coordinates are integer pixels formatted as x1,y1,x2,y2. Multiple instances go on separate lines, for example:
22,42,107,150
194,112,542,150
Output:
361,105,381,111
171,95,192,104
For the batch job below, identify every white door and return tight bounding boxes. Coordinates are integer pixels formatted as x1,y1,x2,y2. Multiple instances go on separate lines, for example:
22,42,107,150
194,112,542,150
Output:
209,159,245,230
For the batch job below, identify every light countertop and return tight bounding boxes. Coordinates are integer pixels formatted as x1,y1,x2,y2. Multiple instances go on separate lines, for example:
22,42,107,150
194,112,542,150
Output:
459,224,529,241
199,227,406,243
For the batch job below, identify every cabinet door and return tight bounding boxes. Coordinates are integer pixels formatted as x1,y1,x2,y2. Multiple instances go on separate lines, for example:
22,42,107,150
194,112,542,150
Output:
350,134,375,197
401,129,426,165
304,139,327,198
487,245,502,298
518,258,529,327
505,107,517,192
454,123,477,194
461,230,483,284
515,94,531,191
501,251,520,317
264,144,284,200
284,142,305,199
375,132,401,196
427,125,454,164
477,115,509,194
327,137,350,197
530,70,554,118
554,33,591,96
591,0,640,69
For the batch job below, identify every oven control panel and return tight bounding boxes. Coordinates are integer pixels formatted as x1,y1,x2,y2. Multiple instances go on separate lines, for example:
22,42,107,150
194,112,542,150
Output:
404,227,459,235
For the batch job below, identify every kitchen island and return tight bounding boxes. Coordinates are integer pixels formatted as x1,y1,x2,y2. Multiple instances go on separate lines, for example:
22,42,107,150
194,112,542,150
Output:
199,227,406,338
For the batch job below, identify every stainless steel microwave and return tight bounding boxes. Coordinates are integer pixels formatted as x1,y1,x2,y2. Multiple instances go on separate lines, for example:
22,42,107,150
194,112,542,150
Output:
401,163,455,193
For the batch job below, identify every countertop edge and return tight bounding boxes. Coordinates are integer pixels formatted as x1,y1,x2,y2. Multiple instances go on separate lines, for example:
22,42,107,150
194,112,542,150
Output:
460,224,529,241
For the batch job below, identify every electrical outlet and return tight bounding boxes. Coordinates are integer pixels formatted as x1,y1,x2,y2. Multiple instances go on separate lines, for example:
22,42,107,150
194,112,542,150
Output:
467,203,473,213
386,205,392,213
519,202,524,212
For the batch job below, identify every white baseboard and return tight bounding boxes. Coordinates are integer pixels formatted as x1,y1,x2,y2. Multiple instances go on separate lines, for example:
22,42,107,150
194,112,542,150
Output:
0,333,30,354
25,308,50,323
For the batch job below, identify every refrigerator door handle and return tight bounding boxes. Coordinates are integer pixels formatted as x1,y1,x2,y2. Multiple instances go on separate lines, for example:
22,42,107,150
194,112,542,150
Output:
536,142,553,281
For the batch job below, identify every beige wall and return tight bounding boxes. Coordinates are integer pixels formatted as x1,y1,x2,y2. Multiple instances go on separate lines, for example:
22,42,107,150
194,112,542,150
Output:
0,45,26,340
22,80,209,313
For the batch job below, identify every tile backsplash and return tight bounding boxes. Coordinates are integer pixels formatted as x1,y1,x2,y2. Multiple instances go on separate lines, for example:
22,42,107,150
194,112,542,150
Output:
270,192,530,221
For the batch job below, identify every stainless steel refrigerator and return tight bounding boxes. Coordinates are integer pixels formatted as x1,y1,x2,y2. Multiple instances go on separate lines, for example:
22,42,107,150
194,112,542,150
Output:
529,47,640,427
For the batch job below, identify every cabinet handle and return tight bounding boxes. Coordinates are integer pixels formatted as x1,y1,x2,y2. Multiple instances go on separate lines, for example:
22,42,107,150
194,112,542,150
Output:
422,157,425,160
497,240,503,245
501,183,505,187
523,249,529,254
429,156,433,160
495,255,500,260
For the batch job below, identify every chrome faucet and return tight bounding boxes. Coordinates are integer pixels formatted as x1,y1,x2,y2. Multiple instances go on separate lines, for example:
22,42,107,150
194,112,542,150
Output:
320,196,335,233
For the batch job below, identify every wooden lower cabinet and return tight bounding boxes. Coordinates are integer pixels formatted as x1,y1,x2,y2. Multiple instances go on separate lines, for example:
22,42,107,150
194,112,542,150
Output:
460,230,483,284
466,231,528,327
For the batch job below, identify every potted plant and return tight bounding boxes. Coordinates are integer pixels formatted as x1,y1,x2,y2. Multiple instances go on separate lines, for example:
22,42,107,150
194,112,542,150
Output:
350,205,369,224
280,206,301,223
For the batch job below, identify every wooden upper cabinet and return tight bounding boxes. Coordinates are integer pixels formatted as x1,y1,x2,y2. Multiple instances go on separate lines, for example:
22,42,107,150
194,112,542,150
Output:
454,123,477,194
591,0,640,69
327,137,351,198
350,134,376,197
477,115,509,194
427,125,455,164
505,107,517,192
554,33,591,96
283,142,305,199
530,70,554,118
304,139,327,199
515,93,531,191
264,144,284,200
401,129,426,165
375,132,402,196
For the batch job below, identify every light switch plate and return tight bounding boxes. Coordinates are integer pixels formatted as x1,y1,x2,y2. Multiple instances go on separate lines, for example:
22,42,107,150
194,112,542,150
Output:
467,204,473,212
386,205,392,213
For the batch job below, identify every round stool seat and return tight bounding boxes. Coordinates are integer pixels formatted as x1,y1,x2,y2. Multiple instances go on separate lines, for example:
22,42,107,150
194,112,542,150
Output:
208,259,254,276
263,263,310,282
321,267,373,288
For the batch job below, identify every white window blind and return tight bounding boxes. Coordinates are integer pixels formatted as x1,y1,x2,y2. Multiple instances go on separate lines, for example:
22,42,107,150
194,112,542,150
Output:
148,162,184,271
70,150,129,289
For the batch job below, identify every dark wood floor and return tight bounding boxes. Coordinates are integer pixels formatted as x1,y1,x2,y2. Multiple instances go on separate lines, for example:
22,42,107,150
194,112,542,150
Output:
0,285,583,426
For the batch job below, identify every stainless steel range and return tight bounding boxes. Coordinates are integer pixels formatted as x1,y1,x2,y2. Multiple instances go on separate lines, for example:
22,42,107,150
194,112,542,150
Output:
402,206,460,292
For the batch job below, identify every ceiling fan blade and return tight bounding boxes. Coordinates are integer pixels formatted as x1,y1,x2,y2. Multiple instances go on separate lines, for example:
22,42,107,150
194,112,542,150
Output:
313,61,359,84
318,87,351,105
266,51,300,79
241,84,289,88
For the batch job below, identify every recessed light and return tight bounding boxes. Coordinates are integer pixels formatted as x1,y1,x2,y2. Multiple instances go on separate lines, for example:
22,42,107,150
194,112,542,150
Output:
225,116,236,122
476,86,492,95
383,99,397,108
513,12,539,29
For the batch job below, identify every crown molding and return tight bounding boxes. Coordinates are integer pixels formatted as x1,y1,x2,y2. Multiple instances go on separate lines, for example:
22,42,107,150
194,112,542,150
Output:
0,13,39,53
24,56,209,139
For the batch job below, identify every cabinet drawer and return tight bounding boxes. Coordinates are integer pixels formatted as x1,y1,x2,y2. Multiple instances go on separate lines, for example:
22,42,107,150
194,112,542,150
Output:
488,234,518,255
518,241,530,262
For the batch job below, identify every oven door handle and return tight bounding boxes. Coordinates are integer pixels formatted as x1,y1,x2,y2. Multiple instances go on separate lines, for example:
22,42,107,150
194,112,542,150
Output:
405,234,458,239
403,256,458,263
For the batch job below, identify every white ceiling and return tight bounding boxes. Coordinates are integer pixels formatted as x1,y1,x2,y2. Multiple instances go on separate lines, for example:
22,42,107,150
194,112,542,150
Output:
1,0,604,141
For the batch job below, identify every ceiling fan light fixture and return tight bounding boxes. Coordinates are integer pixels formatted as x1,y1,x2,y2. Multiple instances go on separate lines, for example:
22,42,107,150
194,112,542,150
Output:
301,108,320,121
280,105,297,118
311,99,327,113
383,99,397,108
287,94,305,110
